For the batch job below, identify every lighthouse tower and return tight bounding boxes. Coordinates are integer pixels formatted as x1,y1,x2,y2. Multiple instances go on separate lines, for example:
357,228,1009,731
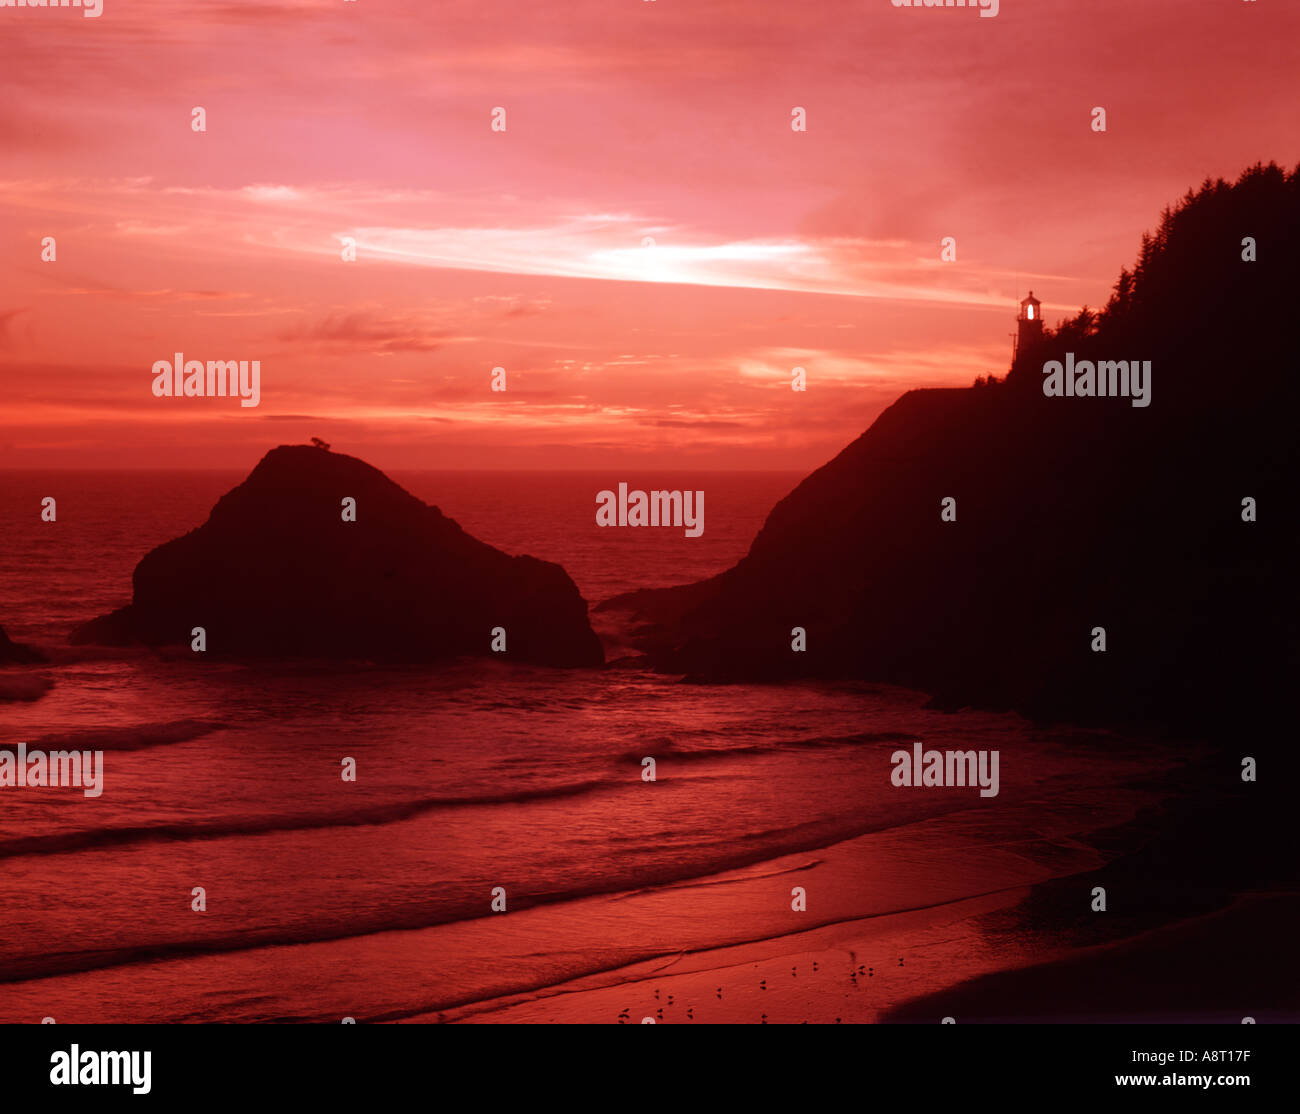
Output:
1017,291,1043,356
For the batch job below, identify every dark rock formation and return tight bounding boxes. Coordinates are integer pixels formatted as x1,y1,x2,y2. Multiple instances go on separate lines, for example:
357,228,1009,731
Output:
0,624,46,665
604,164,1300,738
72,445,603,667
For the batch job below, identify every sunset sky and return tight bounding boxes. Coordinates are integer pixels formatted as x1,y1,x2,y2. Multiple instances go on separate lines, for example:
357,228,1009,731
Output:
1,0,1296,469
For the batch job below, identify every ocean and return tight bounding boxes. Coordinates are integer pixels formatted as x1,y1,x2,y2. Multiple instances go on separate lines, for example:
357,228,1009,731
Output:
0,469,1179,1023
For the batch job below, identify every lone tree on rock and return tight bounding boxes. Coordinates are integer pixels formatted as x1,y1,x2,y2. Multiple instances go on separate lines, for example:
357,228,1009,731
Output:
310,437,331,451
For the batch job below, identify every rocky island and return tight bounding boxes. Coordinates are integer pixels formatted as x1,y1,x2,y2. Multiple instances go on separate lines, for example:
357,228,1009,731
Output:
72,444,604,668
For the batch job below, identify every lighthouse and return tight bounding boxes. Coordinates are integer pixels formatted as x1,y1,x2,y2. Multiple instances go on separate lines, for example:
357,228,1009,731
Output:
1017,291,1043,355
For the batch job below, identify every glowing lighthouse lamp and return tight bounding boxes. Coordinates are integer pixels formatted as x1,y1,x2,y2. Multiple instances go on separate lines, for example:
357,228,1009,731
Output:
1016,291,1043,356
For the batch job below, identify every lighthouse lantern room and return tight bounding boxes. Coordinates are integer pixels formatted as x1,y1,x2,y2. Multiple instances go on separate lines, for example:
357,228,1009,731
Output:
1017,291,1043,354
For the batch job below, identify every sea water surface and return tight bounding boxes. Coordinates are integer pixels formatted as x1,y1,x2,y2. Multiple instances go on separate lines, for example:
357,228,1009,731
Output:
0,470,1177,1022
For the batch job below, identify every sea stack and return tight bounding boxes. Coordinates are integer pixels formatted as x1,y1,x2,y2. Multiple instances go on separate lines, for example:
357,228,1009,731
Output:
71,444,604,667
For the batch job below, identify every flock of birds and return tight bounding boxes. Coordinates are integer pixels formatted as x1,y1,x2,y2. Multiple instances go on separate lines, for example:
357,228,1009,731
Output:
614,956,907,1024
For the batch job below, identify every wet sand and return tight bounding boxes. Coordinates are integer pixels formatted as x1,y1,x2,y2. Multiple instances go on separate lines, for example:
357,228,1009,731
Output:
433,892,1298,1025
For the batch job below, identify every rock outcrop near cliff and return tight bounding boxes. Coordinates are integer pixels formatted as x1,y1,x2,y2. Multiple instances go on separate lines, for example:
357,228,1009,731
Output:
0,624,45,665
73,445,604,668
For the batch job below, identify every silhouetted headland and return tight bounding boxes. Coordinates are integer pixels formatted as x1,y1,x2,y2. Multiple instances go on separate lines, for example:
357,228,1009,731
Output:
72,444,604,667
603,163,1300,741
